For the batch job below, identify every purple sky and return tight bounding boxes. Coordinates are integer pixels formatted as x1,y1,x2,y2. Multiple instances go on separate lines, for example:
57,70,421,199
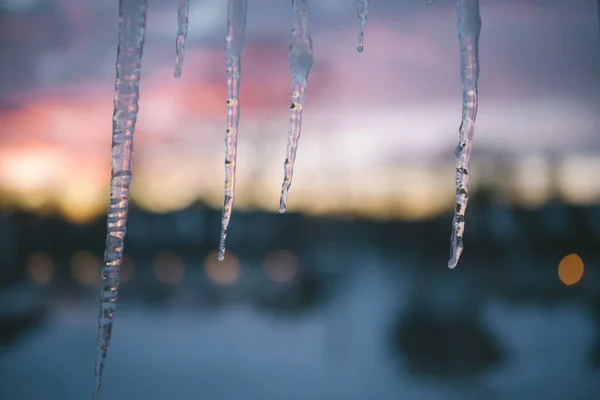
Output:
0,0,598,218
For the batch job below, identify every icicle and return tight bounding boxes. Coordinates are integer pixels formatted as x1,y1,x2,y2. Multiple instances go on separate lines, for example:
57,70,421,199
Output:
218,0,248,261
356,0,369,52
174,0,190,78
93,0,147,398
279,0,314,213
425,0,432,6
448,0,481,269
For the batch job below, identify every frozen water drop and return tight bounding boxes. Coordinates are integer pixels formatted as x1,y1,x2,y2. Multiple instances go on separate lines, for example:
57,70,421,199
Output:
357,0,368,52
426,0,432,5
174,0,190,78
218,0,248,261
94,0,148,398
448,0,481,269
279,0,313,213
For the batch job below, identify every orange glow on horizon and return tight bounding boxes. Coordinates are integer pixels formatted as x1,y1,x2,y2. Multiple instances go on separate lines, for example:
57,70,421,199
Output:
0,54,599,222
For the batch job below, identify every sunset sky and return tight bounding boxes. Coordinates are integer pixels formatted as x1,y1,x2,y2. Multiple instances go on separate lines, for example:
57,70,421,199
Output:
0,0,599,222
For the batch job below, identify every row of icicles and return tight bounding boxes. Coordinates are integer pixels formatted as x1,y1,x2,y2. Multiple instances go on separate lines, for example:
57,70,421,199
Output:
93,0,481,398
206,0,479,267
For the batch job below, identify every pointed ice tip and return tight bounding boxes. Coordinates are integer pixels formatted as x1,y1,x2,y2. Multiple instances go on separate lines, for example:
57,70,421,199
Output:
174,69,182,79
217,251,225,261
279,193,288,213
357,45,364,53
93,384,101,400
447,245,463,269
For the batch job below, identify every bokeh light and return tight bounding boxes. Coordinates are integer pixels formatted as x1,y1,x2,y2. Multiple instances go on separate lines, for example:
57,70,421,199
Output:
120,254,135,284
153,252,185,285
26,251,55,284
263,249,299,283
70,249,101,286
558,253,584,286
205,250,240,285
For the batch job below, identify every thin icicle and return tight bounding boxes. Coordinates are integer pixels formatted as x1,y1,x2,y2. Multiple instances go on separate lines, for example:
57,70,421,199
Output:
218,0,248,261
425,0,432,5
356,0,369,52
279,0,313,213
448,0,481,269
174,0,190,78
94,0,147,397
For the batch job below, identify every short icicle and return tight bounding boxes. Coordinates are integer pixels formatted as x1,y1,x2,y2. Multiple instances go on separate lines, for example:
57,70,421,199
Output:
175,0,190,78
93,0,148,398
356,0,369,52
279,0,314,213
448,0,481,269
425,0,432,5
174,0,190,78
218,0,248,261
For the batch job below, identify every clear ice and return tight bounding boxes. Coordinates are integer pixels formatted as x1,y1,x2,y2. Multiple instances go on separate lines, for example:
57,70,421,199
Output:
218,0,248,261
94,0,147,398
426,0,432,6
356,0,369,52
279,0,314,213
448,0,481,269
174,0,190,78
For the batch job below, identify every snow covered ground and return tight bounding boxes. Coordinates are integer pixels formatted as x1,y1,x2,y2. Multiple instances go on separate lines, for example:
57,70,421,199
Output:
0,263,599,400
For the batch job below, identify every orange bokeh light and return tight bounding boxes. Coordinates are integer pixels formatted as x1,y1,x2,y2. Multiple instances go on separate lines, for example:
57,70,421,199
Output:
70,249,101,286
120,254,135,284
205,250,240,285
558,253,584,286
153,252,185,285
26,251,55,284
263,250,299,283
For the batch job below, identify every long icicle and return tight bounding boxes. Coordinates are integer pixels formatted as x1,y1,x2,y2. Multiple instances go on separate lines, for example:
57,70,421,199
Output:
218,0,248,261
279,0,314,213
448,0,481,269
93,0,147,397
174,0,190,78
356,0,369,52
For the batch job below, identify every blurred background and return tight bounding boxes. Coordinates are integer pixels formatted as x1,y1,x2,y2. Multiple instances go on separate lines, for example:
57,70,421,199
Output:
1,0,600,398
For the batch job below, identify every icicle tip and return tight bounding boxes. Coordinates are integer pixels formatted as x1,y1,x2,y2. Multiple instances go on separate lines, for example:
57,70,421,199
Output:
447,243,463,269
278,197,287,214
217,235,228,260
279,186,290,213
